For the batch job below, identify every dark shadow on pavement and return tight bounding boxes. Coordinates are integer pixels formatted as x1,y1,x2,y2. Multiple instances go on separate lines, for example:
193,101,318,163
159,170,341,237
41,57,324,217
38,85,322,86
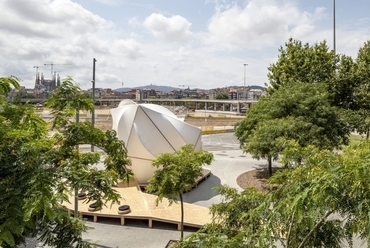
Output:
83,216,199,232
182,174,222,204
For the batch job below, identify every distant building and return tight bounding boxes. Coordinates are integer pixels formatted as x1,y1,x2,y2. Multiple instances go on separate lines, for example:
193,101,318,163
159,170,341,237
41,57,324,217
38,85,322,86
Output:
228,89,238,100
86,88,106,98
134,89,157,101
247,89,264,100
7,86,27,102
34,72,61,96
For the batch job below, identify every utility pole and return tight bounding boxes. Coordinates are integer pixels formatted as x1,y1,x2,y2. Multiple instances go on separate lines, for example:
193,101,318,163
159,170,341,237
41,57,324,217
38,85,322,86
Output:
333,0,336,54
243,63,248,100
91,58,97,152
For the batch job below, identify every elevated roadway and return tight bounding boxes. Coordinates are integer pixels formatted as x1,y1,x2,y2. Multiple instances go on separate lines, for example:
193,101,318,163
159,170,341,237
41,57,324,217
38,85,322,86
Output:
21,98,258,113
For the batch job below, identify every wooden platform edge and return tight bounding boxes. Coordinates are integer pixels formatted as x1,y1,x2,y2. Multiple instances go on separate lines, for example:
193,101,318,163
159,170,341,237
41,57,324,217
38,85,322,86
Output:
64,168,212,231
78,211,204,230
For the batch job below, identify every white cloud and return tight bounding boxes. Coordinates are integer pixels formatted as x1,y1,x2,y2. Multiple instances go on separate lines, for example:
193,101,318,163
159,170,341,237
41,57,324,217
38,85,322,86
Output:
0,0,369,91
112,39,144,60
0,0,112,39
143,13,192,42
0,0,123,88
206,0,322,50
92,0,119,5
128,17,141,27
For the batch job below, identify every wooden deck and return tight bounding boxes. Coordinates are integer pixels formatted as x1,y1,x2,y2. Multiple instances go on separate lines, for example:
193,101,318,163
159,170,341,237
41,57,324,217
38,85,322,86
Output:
63,169,212,230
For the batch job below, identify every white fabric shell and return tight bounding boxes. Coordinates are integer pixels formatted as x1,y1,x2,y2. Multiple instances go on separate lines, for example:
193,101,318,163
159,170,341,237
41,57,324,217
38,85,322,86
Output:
110,100,202,184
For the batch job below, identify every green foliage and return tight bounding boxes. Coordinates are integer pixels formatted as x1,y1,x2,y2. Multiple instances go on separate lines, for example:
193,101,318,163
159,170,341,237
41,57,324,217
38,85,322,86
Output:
327,54,358,109
215,92,229,100
0,77,131,247
0,75,21,95
235,83,350,174
181,38,370,247
349,41,370,138
267,38,337,94
147,144,214,204
45,76,94,129
0,101,50,247
182,140,370,247
146,144,213,240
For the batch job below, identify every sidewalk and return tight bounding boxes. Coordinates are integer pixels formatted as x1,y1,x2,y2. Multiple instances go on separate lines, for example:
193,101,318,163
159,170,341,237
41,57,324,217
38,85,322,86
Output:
24,133,366,247
78,133,367,248
78,133,267,247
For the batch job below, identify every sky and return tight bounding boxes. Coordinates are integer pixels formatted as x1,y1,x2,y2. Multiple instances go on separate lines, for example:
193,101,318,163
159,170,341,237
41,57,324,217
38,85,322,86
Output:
1,0,369,90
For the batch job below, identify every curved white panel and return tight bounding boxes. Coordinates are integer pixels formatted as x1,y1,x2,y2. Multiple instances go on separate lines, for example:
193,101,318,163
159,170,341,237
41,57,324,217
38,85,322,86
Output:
110,101,203,184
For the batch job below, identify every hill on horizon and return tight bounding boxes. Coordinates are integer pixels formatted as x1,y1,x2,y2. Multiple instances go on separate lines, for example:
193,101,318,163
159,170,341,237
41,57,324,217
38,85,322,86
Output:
114,84,265,93
114,84,180,93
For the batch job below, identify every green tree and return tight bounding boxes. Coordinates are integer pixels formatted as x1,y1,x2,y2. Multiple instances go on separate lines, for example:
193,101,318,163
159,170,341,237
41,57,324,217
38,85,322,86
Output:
235,83,350,175
45,76,96,218
350,40,370,138
215,92,229,100
146,144,214,240
267,38,337,94
182,140,370,247
45,76,94,129
327,54,358,109
0,75,21,95
182,186,268,248
0,77,131,247
266,38,361,114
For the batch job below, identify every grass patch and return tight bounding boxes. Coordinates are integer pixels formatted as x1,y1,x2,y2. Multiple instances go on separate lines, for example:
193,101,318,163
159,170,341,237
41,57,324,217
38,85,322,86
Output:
185,116,243,121
349,134,366,145
201,130,227,135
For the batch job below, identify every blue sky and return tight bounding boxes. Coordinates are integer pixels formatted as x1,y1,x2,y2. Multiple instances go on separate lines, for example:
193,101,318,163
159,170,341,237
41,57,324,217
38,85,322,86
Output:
0,0,369,90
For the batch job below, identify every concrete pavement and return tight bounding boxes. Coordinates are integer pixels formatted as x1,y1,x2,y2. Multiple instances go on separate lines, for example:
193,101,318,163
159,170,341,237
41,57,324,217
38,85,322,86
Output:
78,133,269,247
24,133,365,247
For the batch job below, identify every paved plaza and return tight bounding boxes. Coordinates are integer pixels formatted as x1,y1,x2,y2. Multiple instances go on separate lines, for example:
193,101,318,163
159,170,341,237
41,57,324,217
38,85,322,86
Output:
78,133,268,248
24,133,366,247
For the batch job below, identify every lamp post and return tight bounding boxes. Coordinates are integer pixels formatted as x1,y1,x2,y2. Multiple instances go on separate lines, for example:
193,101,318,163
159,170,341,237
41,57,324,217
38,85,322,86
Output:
333,0,336,54
243,63,248,100
91,58,96,152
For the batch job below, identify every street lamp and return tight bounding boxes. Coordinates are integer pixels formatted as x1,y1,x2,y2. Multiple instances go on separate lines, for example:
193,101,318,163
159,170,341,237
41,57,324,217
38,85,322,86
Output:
243,63,248,100
333,0,336,54
91,58,97,152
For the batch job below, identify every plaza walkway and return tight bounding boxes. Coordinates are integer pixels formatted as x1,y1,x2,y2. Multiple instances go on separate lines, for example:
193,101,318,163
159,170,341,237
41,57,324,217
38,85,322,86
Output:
25,133,366,247
77,133,268,248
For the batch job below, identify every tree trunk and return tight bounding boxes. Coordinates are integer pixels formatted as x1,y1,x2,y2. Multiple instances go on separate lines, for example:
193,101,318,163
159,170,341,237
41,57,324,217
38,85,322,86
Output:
180,193,184,240
268,156,273,176
74,110,79,218
367,128,369,140
297,210,333,248
74,188,78,217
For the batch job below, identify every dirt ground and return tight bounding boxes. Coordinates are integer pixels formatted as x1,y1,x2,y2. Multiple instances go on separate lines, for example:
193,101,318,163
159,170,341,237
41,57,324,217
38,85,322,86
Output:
236,168,282,193
183,118,240,128
94,118,241,131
